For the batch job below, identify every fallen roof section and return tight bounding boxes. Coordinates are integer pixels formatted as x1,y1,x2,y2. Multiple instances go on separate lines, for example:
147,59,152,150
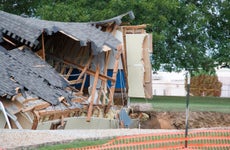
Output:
0,46,72,105
0,11,133,54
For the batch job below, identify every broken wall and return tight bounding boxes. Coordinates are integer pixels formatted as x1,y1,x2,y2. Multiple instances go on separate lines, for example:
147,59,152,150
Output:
125,29,153,99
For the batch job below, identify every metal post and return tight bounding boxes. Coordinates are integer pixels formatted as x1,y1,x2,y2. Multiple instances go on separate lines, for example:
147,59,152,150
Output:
185,71,190,148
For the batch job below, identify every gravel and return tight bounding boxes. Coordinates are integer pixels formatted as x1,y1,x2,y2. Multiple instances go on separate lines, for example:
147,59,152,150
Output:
1,127,229,150
0,129,179,149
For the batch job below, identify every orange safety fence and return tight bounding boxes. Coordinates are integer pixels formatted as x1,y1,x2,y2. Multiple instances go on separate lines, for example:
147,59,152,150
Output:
69,129,230,150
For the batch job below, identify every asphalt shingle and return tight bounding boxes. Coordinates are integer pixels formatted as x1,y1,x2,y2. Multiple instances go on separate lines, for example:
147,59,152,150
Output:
0,11,134,54
0,46,72,105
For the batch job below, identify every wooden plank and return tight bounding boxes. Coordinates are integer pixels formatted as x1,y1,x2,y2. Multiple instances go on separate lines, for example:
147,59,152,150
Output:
42,31,46,60
96,89,102,105
65,67,73,79
60,64,66,75
71,97,85,103
38,107,80,117
105,49,122,113
2,37,16,46
86,65,100,122
143,36,151,83
142,36,152,99
101,51,111,105
46,53,115,82
58,96,70,107
34,102,51,111
59,30,79,41
69,79,83,85
122,25,147,34
31,110,40,130
11,94,19,101
121,53,129,91
80,74,87,94
121,27,129,92
76,54,93,81
22,106,36,112
22,101,50,112
22,97,40,104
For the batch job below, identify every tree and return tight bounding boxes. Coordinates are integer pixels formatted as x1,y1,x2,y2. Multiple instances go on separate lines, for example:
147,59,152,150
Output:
204,1,230,67
1,0,229,74
0,0,39,16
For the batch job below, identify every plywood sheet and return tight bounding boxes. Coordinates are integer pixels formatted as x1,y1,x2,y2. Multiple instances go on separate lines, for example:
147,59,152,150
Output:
127,66,145,97
126,34,146,98
126,34,153,98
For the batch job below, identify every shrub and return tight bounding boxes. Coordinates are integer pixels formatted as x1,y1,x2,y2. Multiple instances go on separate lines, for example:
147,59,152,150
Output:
188,75,222,97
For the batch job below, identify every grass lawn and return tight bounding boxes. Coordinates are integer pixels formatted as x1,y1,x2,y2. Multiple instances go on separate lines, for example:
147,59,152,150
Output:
38,139,109,150
130,96,230,113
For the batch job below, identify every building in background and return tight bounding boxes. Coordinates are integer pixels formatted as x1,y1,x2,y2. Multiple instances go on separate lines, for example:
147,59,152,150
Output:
216,67,230,97
152,71,186,96
152,68,230,98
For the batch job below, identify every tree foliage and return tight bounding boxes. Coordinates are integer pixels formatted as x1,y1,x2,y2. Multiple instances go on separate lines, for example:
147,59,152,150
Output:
0,0,229,74
0,0,39,16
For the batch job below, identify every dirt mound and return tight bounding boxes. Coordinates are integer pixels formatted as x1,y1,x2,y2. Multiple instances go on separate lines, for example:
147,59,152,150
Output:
140,111,230,129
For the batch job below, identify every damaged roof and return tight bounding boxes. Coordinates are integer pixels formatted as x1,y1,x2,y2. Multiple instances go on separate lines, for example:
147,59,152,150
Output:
91,11,135,25
0,11,134,54
0,46,72,105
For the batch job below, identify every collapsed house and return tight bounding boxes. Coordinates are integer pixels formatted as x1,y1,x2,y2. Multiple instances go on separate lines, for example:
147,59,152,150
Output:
0,10,152,129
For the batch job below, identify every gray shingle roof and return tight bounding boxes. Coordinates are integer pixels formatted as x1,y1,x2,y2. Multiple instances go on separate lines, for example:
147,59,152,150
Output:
7,48,68,88
0,46,72,105
0,31,3,42
0,11,134,54
91,11,135,25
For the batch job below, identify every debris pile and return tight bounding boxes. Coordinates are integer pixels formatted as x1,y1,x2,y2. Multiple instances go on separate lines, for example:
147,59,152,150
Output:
0,10,152,130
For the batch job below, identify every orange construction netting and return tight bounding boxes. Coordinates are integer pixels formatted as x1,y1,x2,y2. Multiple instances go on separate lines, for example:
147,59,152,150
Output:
69,129,230,150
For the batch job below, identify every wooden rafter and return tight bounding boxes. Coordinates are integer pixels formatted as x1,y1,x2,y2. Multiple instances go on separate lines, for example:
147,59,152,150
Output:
86,65,100,122
46,53,115,82
76,54,93,81
105,48,122,113
121,27,129,92
42,31,46,60
101,51,111,105
80,74,87,94
65,66,73,80
2,37,17,46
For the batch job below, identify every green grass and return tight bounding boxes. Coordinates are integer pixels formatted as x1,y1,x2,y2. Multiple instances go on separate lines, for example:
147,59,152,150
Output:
130,96,230,113
38,139,109,150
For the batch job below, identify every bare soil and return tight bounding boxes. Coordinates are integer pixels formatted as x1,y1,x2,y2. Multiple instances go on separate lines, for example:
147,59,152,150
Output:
140,111,230,129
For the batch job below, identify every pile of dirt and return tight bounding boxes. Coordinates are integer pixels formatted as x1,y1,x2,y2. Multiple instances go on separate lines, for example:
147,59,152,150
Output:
140,111,230,129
